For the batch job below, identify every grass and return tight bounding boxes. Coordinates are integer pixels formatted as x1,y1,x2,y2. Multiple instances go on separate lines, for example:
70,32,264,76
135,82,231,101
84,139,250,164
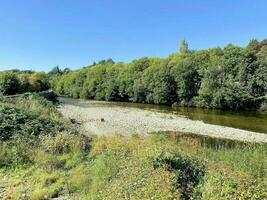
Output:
1,134,266,199
163,132,267,200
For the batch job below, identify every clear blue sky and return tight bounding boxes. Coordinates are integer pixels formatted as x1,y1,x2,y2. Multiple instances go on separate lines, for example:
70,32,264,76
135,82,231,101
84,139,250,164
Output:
0,0,267,72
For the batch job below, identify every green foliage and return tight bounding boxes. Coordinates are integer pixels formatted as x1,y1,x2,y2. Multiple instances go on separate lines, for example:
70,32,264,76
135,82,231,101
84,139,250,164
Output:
153,149,206,199
1,131,266,200
259,100,267,112
171,57,201,105
16,93,60,119
39,132,91,155
18,73,31,93
48,66,62,75
0,103,63,142
179,39,189,54
171,133,267,200
197,173,267,200
0,140,34,167
0,94,73,168
0,72,20,95
0,70,50,95
138,59,177,104
54,39,267,110
29,72,49,92
87,136,205,199
1,38,266,110
0,131,91,199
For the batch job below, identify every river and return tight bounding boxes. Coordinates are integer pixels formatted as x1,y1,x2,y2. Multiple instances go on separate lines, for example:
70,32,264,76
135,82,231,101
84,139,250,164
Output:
59,97,267,134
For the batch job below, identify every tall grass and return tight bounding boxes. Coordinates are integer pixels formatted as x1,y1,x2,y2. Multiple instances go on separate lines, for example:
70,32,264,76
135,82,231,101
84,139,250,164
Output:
159,132,267,200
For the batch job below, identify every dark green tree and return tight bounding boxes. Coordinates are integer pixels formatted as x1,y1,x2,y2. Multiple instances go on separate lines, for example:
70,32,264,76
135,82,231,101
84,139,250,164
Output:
49,66,62,75
179,39,189,54
0,72,20,95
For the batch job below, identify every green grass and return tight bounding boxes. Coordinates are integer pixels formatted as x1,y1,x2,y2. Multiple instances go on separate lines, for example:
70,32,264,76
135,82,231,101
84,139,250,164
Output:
1,134,266,200
165,133,267,200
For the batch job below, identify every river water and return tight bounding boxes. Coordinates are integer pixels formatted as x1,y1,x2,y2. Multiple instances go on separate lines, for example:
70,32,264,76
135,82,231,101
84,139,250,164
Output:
59,98,267,134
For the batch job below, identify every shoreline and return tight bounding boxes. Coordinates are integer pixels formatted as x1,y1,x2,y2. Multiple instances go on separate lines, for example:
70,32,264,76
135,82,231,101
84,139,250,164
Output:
59,102,267,143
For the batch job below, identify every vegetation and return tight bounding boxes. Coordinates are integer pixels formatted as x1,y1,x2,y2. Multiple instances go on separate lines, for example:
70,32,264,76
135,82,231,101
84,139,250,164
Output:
0,70,50,95
53,39,267,111
0,95,266,199
1,39,266,111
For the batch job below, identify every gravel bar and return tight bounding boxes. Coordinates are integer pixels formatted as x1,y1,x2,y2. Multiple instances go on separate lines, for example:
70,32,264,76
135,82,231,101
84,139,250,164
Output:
59,102,267,143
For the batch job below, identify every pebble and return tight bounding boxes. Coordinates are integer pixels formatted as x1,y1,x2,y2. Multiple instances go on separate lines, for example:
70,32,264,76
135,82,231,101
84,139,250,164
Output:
59,103,267,143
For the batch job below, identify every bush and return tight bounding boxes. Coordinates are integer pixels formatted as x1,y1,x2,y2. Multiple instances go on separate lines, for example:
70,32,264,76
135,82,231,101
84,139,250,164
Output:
0,103,63,141
153,150,206,199
259,100,267,112
16,94,61,119
0,95,65,167
0,72,20,95
39,132,91,155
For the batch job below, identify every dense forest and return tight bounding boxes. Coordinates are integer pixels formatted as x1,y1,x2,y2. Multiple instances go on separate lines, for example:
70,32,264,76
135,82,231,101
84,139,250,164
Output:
54,39,267,111
1,39,267,111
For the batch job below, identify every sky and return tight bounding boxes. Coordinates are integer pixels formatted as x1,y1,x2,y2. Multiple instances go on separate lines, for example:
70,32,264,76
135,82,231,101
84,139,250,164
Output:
0,0,267,72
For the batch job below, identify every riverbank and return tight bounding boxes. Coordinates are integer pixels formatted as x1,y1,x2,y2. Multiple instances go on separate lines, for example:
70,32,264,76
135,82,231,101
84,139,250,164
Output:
1,94,266,199
59,101,267,143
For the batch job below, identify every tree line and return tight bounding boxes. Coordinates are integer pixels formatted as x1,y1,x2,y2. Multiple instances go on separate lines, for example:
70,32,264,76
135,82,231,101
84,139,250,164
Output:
54,39,267,110
0,70,50,95
1,39,267,110
0,66,71,95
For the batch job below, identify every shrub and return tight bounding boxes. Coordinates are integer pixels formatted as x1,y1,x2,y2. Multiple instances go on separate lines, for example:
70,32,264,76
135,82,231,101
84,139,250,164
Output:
0,103,63,141
0,72,20,95
259,100,267,112
0,140,36,167
153,150,206,199
16,94,61,119
39,132,91,155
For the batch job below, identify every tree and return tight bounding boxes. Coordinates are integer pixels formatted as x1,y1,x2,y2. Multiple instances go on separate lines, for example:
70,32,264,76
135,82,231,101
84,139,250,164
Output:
139,59,176,104
29,72,49,92
172,59,200,105
18,73,31,93
49,66,62,75
179,39,189,54
116,57,151,101
255,46,267,95
81,64,107,100
63,68,71,73
247,39,259,51
52,38,267,111
0,72,20,95
133,79,147,103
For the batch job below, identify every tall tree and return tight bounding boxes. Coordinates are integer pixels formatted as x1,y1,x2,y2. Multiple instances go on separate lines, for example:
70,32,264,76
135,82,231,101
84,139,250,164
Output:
179,39,189,54
49,66,62,75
